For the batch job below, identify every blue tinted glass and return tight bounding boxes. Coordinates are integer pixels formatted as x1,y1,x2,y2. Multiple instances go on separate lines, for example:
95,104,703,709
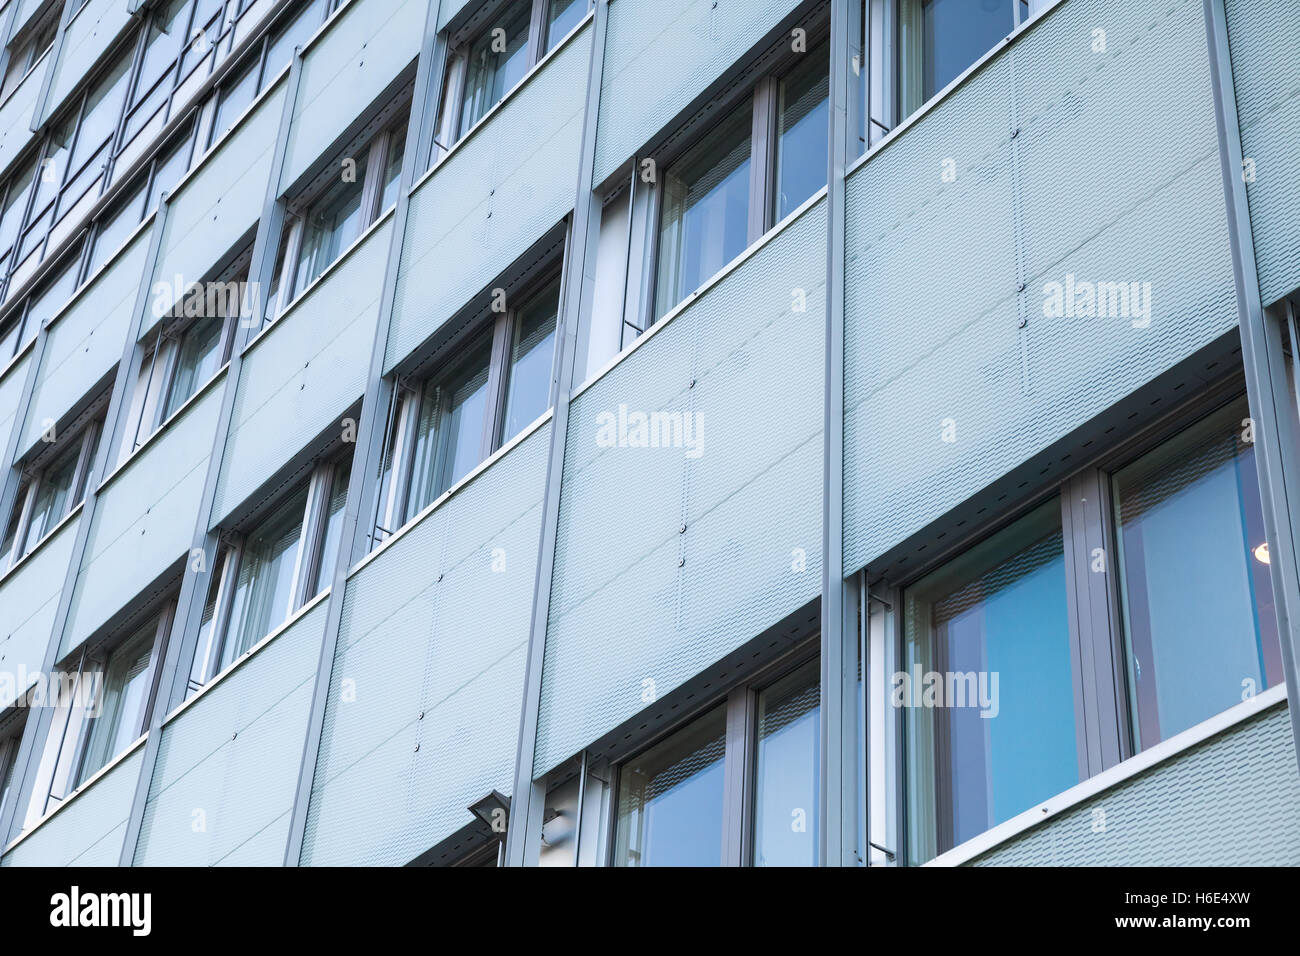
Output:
500,280,558,442
903,498,1077,860
614,706,726,866
922,0,1014,99
753,662,820,866
775,45,829,220
1113,399,1282,751
546,0,585,52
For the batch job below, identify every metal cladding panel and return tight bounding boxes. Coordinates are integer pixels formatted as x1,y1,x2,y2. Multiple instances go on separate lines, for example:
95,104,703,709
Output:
592,0,803,186
384,23,589,373
436,0,473,31
147,80,287,341
300,423,548,866
535,198,826,776
19,228,150,459
61,379,223,656
971,702,1300,865
280,0,422,191
0,350,30,460
1225,0,1300,306
0,747,143,867
0,55,40,178
842,0,1233,573
133,600,326,867
211,216,390,525
0,512,78,710
43,0,134,128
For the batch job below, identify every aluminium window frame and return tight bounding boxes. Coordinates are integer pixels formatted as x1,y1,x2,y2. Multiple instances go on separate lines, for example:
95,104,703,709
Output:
604,637,821,868
1,413,99,571
370,264,563,546
189,454,350,693
872,374,1261,866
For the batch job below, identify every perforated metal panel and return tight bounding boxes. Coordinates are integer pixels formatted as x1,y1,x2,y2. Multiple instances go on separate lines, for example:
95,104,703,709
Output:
0,350,31,461
301,423,549,866
61,378,223,656
0,746,143,867
384,22,589,373
147,80,287,341
1225,0,1300,306
0,512,78,710
592,0,803,186
970,702,1300,865
133,599,326,866
18,228,150,459
0,52,40,178
535,198,826,776
280,0,422,191
211,217,390,525
41,0,133,128
842,0,1233,573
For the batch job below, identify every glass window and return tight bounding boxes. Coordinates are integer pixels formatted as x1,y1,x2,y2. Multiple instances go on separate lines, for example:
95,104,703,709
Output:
0,5,57,98
211,56,259,145
752,661,821,866
147,135,192,213
161,314,224,421
134,0,189,106
917,0,1014,103
379,125,406,212
0,480,26,561
774,44,829,221
1112,399,1283,751
71,56,132,177
500,279,558,442
76,618,156,785
545,0,585,52
265,0,325,78
407,334,492,518
459,1,531,137
294,154,368,294
310,459,350,596
25,255,78,331
902,497,1077,862
22,443,80,554
613,705,727,867
221,485,308,668
0,159,35,267
89,180,146,273
654,104,752,320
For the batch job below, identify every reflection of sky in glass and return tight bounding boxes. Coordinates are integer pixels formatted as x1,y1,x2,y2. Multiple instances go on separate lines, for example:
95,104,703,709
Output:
923,0,1014,99
754,666,820,866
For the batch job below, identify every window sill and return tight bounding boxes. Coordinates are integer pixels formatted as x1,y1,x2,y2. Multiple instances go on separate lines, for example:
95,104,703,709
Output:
926,681,1290,867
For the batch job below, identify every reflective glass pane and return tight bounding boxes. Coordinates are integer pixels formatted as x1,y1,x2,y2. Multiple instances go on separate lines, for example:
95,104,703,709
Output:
546,0,585,52
71,55,131,174
902,497,1077,862
89,181,146,273
23,444,80,554
459,1,531,136
379,125,406,212
774,43,829,221
1113,398,1283,751
77,617,157,785
0,160,36,262
222,485,308,666
753,661,820,866
294,155,368,294
212,56,258,145
921,0,1014,100
311,459,351,596
134,0,189,102
613,705,726,867
500,279,558,442
655,104,751,320
162,314,223,420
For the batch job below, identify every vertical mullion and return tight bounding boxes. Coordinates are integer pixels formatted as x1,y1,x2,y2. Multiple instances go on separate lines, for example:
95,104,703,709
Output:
287,463,329,614
721,686,756,866
747,80,776,243
481,308,512,457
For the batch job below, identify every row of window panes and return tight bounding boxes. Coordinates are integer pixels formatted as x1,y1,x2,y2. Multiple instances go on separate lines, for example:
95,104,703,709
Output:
899,393,1281,862
0,416,99,572
0,0,336,367
0,0,58,101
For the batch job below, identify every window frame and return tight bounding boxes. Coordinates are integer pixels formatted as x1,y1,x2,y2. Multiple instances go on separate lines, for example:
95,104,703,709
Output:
605,638,820,868
872,377,1272,866
370,265,562,547
1,415,99,571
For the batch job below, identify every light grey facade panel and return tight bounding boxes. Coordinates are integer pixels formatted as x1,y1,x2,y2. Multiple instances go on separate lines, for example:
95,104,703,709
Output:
17,228,152,460
436,0,473,31
145,80,288,342
0,351,31,465
211,216,391,526
592,0,805,186
0,511,78,710
535,197,826,777
1224,0,1300,306
61,378,222,657
301,423,547,866
133,600,326,867
383,21,589,374
40,0,133,130
0,52,41,176
843,0,1234,573
279,0,423,192
0,746,142,867
971,702,1300,866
